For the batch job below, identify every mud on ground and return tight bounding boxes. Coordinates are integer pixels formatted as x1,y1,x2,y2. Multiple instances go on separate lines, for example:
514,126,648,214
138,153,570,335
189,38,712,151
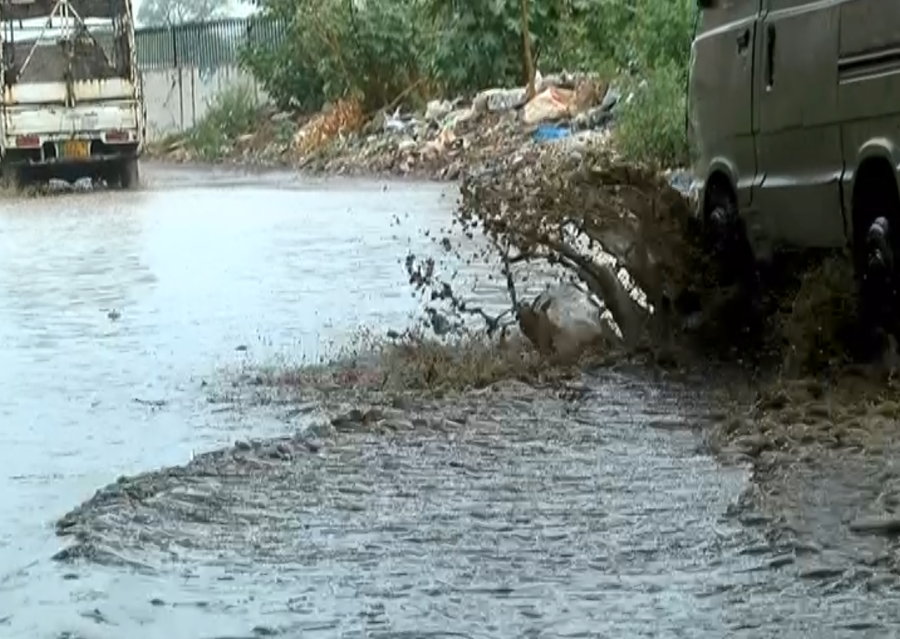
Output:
54,375,590,568
51,344,900,637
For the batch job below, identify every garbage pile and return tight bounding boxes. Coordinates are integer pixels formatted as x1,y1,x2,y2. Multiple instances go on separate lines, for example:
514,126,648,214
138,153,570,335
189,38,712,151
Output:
150,70,635,178
294,71,625,179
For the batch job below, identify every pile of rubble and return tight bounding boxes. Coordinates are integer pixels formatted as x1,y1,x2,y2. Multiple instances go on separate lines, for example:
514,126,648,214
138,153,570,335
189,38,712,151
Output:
153,72,628,180
297,72,623,179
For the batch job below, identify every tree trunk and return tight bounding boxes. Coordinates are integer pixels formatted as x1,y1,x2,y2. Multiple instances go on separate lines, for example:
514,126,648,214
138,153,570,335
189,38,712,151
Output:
520,0,537,99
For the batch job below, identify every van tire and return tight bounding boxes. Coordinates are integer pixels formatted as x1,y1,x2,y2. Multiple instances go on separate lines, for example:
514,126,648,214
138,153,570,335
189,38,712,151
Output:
696,182,764,349
703,184,756,289
852,160,900,346
859,215,898,334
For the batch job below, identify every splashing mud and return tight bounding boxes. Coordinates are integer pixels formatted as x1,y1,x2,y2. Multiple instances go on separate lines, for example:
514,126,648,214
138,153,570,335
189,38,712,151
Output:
403,146,865,374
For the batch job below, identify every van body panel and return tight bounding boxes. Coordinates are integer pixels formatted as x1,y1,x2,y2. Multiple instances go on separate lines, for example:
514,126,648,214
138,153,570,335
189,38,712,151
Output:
837,0,900,241
687,0,900,258
750,0,845,252
688,0,760,212
839,0,900,55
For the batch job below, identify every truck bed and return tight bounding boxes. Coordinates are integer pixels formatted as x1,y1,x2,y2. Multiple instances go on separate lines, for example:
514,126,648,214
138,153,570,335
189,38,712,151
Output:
3,38,124,84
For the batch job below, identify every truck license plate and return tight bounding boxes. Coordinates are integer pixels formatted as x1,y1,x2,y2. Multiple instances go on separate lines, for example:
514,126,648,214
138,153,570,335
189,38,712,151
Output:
62,140,89,159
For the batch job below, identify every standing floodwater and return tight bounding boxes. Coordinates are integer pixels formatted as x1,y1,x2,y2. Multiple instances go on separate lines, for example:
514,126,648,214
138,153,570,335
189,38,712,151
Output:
0,166,454,635
1,164,899,638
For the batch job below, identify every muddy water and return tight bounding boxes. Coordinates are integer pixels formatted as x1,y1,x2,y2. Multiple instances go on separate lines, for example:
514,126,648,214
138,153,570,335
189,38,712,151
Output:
0,164,896,638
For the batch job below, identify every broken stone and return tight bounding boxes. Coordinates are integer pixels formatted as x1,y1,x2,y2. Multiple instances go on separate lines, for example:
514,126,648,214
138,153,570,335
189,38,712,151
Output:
849,515,900,536
332,409,364,428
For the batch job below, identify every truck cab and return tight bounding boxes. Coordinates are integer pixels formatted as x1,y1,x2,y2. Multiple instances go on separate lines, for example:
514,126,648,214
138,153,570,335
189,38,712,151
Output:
0,0,144,187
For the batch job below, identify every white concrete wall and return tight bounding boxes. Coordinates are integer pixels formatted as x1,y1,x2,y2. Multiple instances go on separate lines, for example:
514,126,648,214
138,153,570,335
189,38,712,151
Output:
142,65,266,142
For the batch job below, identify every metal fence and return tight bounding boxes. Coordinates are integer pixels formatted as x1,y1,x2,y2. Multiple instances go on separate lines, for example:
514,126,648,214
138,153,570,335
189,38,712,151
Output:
135,17,285,70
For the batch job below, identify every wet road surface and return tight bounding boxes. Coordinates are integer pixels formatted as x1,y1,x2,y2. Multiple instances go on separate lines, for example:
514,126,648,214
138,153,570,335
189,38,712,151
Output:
2,163,900,638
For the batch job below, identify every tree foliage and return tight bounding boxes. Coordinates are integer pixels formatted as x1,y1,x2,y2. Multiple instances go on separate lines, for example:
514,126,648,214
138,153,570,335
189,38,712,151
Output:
239,0,696,114
137,0,230,26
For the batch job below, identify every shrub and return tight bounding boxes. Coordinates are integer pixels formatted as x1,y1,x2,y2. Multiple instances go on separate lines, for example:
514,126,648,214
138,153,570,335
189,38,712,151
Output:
615,62,689,168
184,83,261,161
240,0,426,113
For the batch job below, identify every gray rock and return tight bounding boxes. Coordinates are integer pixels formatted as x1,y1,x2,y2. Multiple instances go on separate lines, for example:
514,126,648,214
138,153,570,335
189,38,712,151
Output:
332,409,364,429
363,407,385,423
397,138,417,153
382,418,415,432
768,554,795,569
799,564,846,580
849,515,900,536
302,439,322,454
866,573,898,590
732,434,770,458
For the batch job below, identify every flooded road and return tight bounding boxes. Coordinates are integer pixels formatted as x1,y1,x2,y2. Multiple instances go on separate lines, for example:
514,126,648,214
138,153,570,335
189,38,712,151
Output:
1,163,899,638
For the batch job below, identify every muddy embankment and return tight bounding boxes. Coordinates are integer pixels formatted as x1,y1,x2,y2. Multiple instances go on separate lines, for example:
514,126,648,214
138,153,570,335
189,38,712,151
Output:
65,74,900,603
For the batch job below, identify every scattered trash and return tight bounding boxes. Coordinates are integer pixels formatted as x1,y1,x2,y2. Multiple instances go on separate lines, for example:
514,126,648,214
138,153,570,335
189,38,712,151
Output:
425,99,453,123
152,69,649,182
292,97,365,158
522,87,573,126
382,107,415,134
473,87,528,113
532,124,571,143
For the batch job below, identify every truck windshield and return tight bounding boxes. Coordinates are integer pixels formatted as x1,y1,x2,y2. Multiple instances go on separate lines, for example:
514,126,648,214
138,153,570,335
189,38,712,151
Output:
1,0,132,85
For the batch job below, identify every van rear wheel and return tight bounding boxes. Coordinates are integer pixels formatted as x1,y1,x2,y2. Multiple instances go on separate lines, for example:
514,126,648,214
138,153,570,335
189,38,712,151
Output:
704,187,757,291
859,215,899,333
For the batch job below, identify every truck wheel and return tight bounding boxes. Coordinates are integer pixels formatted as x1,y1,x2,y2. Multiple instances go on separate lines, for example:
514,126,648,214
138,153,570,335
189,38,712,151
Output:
0,163,25,191
115,157,139,190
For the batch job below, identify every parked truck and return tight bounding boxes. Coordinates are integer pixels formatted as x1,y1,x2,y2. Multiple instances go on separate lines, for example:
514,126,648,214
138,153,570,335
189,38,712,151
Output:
0,0,144,188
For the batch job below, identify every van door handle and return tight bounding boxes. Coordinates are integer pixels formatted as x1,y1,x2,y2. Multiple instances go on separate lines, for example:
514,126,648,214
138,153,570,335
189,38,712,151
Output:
766,23,777,88
736,29,750,53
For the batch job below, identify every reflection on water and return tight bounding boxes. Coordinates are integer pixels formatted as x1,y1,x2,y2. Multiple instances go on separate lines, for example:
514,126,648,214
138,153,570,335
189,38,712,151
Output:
0,168,461,637
0,198,152,353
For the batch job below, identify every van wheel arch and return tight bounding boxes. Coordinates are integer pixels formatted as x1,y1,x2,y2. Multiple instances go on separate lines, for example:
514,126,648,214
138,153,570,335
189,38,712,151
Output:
851,156,900,262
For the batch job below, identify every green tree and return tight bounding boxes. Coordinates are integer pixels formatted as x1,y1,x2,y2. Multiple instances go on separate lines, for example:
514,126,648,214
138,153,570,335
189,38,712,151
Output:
237,0,698,142
137,0,230,26
240,0,426,111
